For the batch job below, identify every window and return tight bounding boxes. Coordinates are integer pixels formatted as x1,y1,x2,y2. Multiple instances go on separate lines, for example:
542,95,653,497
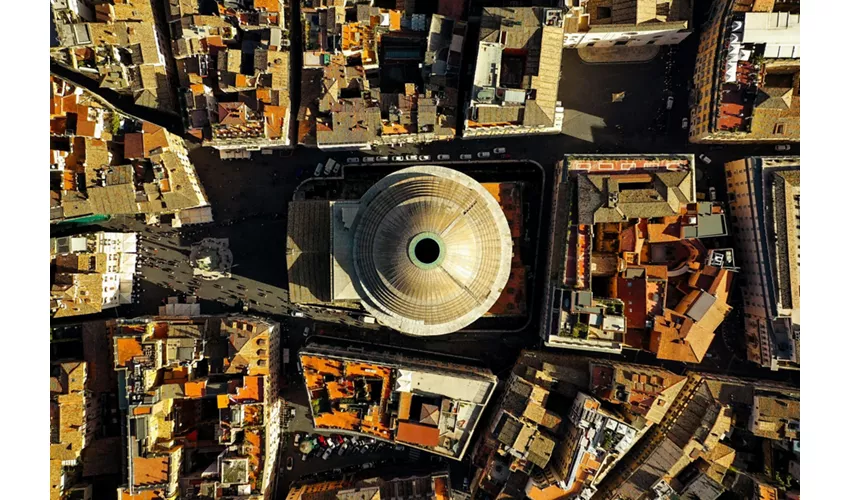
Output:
597,6,612,19
615,40,628,46
647,41,656,45
257,338,266,346
586,42,595,47
773,123,786,134
257,349,267,356
257,359,266,366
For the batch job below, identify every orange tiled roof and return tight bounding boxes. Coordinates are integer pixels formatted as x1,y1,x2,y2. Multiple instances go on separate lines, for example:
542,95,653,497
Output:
143,128,169,156
396,421,439,448
528,485,569,500
434,476,449,500
132,456,169,487
253,0,280,13
233,375,263,402
184,380,206,398
314,408,361,431
616,274,648,330
115,338,143,367
120,489,170,500
256,87,272,103
124,133,145,159
263,105,287,139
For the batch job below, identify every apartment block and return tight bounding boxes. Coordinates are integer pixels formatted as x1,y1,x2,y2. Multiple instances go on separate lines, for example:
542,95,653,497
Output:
562,0,693,49
297,1,467,149
112,315,281,499
50,76,210,224
689,0,800,143
299,344,497,460
50,361,97,500
50,232,138,318
50,0,176,111
464,7,565,138
541,156,734,364
285,469,453,500
724,156,799,370
166,0,292,152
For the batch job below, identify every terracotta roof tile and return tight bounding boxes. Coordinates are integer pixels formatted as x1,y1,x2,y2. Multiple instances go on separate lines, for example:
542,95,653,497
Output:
396,421,439,447
115,338,143,367
184,380,206,398
124,133,145,159
132,456,168,487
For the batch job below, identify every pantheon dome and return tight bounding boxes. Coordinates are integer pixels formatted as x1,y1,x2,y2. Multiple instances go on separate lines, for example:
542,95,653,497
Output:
350,166,513,336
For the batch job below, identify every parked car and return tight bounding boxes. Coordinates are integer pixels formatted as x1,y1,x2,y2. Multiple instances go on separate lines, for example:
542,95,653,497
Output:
362,462,375,469
775,144,791,151
301,453,308,461
346,157,360,163
286,457,294,471
418,155,431,161
666,95,674,110
338,443,349,456
294,433,301,447
323,158,336,175
493,147,506,154
302,327,310,337
322,449,332,460
405,154,418,161
437,154,450,161
333,435,344,446
392,155,405,162
362,156,375,163
477,151,490,159
460,153,473,160
681,117,689,129
708,187,717,201
376,156,389,162
698,154,712,164
291,311,305,318
331,161,342,175
314,163,324,176
317,436,328,448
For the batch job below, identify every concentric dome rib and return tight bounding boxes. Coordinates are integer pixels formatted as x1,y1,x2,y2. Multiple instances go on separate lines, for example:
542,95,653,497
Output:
351,166,513,336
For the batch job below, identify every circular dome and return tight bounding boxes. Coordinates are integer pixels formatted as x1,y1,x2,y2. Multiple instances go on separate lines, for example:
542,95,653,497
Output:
351,166,513,336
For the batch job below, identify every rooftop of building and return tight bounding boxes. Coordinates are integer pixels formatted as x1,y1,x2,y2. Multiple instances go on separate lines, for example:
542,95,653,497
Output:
711,3,800,140
568,155,696,225
297,4,466,147
50,77,208,222
50,232,138,318
50,0,174,112
288,469,452,500
546,156,731,363
50,360,89,499
750,393,800,441
111,315,278,498
467,7,563,131
166,0,291,146
565,0,692,32
299,345,496,460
